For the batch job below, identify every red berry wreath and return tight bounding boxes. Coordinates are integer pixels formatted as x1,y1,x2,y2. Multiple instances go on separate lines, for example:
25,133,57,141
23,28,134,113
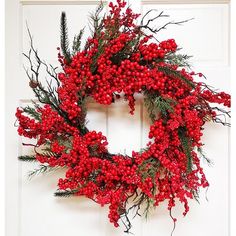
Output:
16,0,231,233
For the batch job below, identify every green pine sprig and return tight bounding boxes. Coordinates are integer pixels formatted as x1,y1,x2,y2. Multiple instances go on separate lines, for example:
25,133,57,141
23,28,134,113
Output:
18,155,37,162
191,189,200,203
197,147,213,166
60,12,71,64
72,28,85,55
138,157,160,182
54,189,78,197
28,164,59,179
144,93,176,121
89,1,105,33
22,105,41,121
143,198,155,220
165,53,192,68
178,127,193,173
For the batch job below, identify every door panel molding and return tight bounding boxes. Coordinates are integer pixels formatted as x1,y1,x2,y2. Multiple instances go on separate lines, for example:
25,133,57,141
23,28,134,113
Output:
20,0,230,5
141,0,230,4
20,0,107,5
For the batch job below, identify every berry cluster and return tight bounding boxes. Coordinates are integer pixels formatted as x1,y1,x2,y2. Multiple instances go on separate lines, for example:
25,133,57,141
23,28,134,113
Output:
16,0,230,233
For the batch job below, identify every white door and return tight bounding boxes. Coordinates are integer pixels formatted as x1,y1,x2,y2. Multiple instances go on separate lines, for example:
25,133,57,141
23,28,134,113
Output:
5,0,230,236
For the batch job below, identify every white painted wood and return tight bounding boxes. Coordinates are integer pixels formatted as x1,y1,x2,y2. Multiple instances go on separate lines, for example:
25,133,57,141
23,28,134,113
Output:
21,0,108,4
20,0,230,4
142,4,229,66
230,1,236,235
5,0,23,235
141,0,230,4
0,0,5,235
107,98,142,156
5,1,230,236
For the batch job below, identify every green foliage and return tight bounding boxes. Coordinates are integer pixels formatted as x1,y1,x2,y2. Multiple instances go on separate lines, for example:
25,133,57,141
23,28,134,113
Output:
22,105,41,121
144,93,176,121
138,157,160,182
28,164,59,179
191,189,200,203
178,127,193,173
18,155,37,162
60,12,71,63
89,1,105,33
165,53,192,68
197,147,213,166
72,28,84,55
87,3,107,72
54,189,78,197
57,137,73,151
143,198,155,219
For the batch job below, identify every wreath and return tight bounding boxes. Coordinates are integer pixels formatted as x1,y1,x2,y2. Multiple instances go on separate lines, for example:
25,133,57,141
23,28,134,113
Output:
16,0,231,234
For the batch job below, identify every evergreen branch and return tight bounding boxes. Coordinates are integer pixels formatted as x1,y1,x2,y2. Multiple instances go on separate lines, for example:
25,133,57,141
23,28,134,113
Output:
158,66,195,88
18,155,37,162
72,28,84,54
22,105,41,121
165,53,192,68
54,189,78,197
155,97,176,116
60,12,71,64
87,3,107,73
144,93,176,121
138,157,160,182
178,127,193,173
28,165,59,179
197,147,213,166
90,37,105,73
143,198,155,220
90,1,104,31
192,189,200,203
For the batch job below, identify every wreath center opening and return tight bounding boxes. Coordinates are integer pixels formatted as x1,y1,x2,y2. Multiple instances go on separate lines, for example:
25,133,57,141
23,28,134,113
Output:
86,95,152,156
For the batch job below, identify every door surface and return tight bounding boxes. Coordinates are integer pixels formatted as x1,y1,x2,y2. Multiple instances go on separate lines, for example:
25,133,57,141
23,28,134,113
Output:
5,0,230,236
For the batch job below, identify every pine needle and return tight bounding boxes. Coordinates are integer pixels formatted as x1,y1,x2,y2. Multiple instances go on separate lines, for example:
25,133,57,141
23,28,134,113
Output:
72,28,84,54
18,155,37,162
144,94,176,121
28,165,60,179
165,53,192,68
22,105,41,121
60,12,71,63
54,189,78,197
178,127,193,173
197,147,213,166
